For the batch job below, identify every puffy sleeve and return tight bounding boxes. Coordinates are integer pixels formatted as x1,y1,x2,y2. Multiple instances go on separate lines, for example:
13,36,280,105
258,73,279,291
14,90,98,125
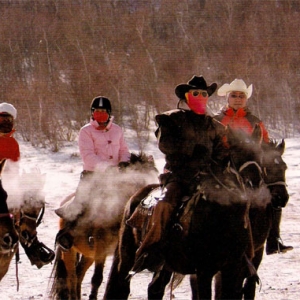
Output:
0,135,20,162
78,127,109,172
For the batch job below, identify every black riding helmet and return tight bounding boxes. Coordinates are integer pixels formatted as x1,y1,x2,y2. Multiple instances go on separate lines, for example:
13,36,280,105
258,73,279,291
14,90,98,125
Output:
90,96,112,114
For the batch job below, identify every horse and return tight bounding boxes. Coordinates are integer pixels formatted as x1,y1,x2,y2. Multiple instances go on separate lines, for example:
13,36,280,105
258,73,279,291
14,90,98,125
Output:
103,124,273,300
0,176,19,282
240,138,289,299
8,171,55,269
48,152,158,300
0,158,19,282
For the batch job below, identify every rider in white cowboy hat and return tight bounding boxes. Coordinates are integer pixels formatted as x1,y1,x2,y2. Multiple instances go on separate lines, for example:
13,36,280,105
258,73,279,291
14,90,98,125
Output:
214,79,293,255
214,79,269,142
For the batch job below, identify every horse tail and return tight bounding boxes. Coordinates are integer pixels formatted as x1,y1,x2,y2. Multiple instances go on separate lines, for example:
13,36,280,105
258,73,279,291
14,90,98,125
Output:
48,247,69,300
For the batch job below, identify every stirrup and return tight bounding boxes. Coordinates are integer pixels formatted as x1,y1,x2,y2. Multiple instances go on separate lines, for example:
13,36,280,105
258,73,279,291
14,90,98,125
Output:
266,237,293,255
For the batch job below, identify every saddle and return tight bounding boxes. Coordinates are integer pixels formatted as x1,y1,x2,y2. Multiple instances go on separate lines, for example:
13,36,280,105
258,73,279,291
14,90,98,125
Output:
126,186,195,240
126,187,166,232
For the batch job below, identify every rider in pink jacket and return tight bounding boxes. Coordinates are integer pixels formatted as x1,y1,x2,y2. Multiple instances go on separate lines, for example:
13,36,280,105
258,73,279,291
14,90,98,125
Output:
55,96,130,250
79,115,130,172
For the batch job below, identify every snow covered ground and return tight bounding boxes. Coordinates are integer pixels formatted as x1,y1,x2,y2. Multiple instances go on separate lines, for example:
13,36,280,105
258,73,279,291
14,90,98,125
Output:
0,133,299,299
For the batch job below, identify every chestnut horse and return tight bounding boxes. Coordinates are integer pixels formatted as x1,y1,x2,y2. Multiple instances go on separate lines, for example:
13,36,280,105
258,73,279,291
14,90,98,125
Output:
48,153,158,300
0,177,19,282
0,159,19,282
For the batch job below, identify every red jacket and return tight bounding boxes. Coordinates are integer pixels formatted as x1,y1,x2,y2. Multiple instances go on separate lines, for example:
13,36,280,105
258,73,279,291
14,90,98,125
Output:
214,106,269,143
0,130,20,162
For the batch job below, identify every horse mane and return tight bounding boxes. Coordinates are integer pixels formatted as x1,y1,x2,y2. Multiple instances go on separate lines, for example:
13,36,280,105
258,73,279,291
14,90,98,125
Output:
6,170,46,210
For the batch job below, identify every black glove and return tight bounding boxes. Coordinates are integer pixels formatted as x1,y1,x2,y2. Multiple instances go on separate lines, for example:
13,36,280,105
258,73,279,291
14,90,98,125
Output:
118,161,130,171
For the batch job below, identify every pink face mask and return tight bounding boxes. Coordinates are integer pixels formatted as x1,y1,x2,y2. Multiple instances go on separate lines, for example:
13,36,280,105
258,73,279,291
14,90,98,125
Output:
93,111,109,123
185,92,208,115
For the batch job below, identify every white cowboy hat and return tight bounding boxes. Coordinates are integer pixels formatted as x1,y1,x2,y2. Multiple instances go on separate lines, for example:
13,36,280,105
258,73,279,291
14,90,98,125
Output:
217,79,253,99
0,102,17,119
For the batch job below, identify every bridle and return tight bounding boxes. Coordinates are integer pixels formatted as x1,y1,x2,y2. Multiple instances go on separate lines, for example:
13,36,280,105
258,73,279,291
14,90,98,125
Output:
17,204,45,246
0,213,17,254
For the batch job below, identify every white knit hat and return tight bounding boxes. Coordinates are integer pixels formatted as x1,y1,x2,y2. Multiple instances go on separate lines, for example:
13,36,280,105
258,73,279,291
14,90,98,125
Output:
217,79,253,99
0,102,17,119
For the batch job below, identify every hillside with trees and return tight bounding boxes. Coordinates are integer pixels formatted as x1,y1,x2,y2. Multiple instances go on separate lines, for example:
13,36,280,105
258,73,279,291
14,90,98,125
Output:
0,0,299,150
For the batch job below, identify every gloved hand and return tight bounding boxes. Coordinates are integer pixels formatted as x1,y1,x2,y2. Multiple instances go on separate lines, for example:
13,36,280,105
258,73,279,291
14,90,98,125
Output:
118,161,130,171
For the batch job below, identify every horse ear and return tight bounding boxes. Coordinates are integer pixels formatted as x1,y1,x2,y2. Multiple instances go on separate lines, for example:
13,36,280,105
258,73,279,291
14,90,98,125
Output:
278,139,285,155
252,124,263,144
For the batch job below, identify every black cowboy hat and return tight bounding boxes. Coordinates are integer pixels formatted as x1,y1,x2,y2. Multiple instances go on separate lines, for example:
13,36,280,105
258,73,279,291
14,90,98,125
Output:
175,75,217,99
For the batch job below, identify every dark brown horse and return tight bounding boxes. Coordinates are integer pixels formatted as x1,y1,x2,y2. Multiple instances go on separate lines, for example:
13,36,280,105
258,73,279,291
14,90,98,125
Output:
241,138,289,299
48,153,158,300
104,125,273,300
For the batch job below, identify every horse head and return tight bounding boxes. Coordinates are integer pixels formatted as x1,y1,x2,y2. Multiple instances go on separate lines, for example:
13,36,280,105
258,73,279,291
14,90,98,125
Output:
261,139,289,207
225,124,264,189
13,172,46,248
128,152,158,173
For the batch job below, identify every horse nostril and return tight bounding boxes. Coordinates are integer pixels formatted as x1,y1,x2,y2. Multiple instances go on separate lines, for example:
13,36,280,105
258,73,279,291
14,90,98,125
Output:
3,233,13,247
21,230,30,241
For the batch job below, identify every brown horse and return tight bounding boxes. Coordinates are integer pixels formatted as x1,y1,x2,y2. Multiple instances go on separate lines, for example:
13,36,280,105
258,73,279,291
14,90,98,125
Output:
48,152,158,300
0,159,19,282
9,172,55,269
104,125,272,300
0,170,55,285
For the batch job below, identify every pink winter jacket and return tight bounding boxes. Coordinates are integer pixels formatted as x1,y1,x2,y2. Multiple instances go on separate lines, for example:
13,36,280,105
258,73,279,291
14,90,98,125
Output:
78,116,130,172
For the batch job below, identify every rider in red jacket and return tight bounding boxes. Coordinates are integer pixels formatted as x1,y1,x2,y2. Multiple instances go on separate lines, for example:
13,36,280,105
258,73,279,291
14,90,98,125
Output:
214,79,293,255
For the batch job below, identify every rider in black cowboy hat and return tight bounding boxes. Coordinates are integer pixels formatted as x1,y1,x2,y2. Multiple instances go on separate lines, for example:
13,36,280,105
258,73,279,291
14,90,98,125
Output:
127,76,223,262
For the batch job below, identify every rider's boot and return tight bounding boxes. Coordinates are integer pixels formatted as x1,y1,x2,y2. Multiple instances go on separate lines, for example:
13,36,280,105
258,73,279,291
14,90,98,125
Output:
266,207,293,255
54,193,84,251
22,238,55,269
55,220,76,251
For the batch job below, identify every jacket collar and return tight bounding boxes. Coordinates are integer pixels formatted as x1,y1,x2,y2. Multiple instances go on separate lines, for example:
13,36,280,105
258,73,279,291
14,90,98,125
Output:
90,115,114,131
222,106,248,117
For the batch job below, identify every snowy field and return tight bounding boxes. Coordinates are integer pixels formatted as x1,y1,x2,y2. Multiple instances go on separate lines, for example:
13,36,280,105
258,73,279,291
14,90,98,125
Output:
0,133,299,300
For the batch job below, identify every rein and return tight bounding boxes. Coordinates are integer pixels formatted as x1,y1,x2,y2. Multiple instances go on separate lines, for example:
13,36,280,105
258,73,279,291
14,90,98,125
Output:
266,181,287,187
239,161,262,174
0,213,14,219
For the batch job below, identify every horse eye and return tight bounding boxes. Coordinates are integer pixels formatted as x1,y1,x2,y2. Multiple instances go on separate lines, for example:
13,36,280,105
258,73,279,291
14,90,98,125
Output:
274,158,280,165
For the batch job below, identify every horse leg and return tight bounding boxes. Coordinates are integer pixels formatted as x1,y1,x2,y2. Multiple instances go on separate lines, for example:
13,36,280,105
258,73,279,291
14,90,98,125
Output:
220,266,244,300
89,259,105,300
243,248,264,300
103,230,136,299
196,271,213,300
104,185,158,299
189,274,199,300
147,267,173,300
61,248,79,299
76,255,94,299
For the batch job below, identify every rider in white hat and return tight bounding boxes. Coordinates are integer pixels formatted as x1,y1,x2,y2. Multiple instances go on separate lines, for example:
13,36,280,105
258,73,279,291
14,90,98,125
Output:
214,79,269,142
214,79,293,255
